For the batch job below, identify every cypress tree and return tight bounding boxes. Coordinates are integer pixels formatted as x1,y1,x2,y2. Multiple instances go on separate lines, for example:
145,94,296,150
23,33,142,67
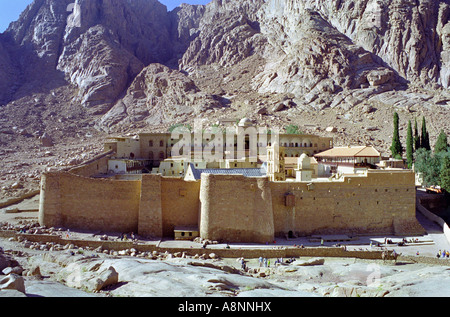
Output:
414,117,420,151
406,120,414,169
421,117,431,150
390,112,402,158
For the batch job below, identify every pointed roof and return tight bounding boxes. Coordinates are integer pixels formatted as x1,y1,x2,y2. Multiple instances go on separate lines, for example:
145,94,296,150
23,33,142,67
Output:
314,146,380,158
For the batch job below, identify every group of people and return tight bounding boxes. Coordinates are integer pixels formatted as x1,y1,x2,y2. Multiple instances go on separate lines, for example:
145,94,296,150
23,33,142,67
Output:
257,256,297,267
119,232,136,241
258,257,270,268
437,249,450,258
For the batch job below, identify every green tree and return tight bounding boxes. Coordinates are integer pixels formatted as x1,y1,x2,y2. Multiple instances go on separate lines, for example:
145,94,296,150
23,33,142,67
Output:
414,118,421,151
440,155,450,193
414,148,447,186
406,120,414,169
168,123,192,133
285,124,301,134
390,112,403,158
421,117,431,150
434,130,448,154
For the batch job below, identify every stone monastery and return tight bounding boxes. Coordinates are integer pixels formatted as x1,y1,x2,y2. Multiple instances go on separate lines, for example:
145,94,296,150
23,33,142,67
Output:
39,119,425,243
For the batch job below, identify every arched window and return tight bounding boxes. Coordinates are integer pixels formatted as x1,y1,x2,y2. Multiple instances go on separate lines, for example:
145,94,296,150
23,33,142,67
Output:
159,151,165,160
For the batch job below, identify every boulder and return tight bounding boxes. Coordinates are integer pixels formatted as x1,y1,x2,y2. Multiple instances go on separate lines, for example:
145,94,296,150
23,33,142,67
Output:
272,103,286,112
366,69,394,87
257,107,267,115
0,254,20,272
87,266,119,292
65,264,119,292
24,265,42,278
292,258,325,266
0,274,26,294
2,266,24,276
40,133,54,147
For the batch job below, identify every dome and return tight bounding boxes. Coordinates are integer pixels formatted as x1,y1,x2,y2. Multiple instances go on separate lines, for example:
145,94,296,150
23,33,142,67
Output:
298,153,311,169
238,118,253,127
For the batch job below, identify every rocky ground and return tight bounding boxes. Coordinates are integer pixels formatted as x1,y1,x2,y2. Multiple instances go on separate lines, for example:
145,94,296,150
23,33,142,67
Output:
1,232,450,298
1,198,450,299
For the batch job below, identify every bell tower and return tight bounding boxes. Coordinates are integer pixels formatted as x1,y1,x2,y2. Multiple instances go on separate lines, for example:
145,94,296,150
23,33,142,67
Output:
266,143,286,182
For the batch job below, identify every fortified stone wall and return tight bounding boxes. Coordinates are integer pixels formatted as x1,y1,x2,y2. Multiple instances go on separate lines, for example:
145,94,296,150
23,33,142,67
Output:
161,177,200,237
39,169,423,243
199,174,274,244
137,175,201,238
270,170,422,237
39,172,142,233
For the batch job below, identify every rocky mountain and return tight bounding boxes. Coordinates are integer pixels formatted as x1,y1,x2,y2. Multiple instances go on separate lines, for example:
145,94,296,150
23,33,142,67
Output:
0,0,449,122
0,0,450,199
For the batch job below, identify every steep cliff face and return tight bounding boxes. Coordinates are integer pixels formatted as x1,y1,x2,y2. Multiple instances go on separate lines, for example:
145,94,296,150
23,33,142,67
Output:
253,1,398,110
0,0,191,113
289,0,450,88
0,38,18,105
180,0,266,68
0,0,448,133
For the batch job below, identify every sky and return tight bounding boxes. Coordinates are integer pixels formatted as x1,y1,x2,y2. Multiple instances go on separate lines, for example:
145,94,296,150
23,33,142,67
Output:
0,0,211,33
